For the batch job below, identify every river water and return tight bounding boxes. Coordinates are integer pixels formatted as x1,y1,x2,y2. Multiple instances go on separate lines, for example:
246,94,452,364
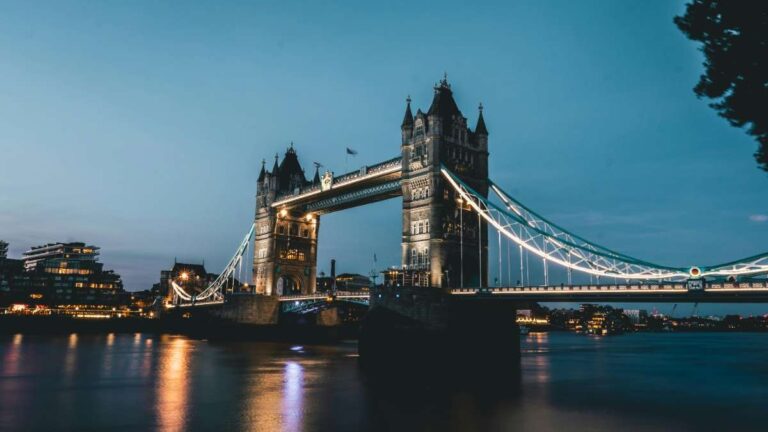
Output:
1,331,766,431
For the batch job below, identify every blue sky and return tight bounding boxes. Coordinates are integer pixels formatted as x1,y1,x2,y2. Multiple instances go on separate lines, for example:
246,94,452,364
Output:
1,1,766,314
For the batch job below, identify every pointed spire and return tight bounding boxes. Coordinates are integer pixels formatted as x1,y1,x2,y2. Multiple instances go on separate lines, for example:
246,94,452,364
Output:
401,95,413,129
428,74,460,123
258,159,266,181
313,165,321,185
475,103,488,135
272,153,279,175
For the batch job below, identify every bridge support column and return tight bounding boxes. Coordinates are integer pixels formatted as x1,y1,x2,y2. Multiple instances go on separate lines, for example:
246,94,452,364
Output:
316,307,340,326
359,287,519,367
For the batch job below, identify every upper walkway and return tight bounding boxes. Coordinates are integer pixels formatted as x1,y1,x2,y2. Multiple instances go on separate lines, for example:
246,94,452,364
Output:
271,157,402,214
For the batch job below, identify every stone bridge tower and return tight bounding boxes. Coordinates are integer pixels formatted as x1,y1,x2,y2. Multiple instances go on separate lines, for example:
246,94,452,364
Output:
400,77,489,288
253,145,320,295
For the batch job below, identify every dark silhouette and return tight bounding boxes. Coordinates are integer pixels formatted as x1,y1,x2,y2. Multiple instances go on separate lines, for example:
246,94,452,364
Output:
674,1,768,171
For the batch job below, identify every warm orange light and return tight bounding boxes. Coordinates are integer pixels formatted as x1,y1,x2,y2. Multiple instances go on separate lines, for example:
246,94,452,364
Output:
180,272,189,281
280,209,288,217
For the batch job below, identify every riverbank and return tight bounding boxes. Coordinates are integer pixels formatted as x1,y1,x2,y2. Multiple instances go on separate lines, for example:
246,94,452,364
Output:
0,315,360,343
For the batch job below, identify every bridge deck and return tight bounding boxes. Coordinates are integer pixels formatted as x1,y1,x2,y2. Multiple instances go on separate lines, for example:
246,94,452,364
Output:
451,282,768,303
171,282,768,309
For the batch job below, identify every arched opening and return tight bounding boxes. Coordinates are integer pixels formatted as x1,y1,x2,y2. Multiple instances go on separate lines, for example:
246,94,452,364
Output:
276,275,302,296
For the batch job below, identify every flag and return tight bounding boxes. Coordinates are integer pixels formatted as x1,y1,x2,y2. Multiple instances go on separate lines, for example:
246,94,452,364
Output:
346,147,358,156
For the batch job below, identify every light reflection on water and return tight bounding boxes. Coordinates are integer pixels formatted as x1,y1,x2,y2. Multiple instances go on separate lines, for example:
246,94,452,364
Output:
0,332,766,431
282,362,303,432
156,336,192,432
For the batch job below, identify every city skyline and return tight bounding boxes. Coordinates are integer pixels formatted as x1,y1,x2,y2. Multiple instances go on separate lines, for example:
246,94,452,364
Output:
1,1,767,315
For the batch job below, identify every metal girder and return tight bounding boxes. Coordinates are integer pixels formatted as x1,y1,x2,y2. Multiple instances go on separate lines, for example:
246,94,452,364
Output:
306,180,402,212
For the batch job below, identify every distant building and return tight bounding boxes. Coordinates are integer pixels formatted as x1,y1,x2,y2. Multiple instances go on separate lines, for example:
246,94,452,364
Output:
335,273,371,291
623,309,648,325
22,242,100,272
156,261,246,303
0,241,125,307
316,275,334,292
0,242,25,301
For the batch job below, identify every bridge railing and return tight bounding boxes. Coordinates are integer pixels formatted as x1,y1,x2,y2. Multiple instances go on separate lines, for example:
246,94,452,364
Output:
450,281,768,295
277,290,370,302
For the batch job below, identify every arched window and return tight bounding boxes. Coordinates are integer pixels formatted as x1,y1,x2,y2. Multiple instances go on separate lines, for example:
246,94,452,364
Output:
411,249,417,265
425,220,430,233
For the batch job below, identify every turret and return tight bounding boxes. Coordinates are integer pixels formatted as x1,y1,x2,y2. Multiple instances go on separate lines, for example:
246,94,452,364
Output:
257,159,266,182
474,103,488,150
401,96,414,144
276,143,307,193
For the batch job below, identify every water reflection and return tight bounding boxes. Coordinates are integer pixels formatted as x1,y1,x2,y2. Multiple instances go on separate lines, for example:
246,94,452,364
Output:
524,332,551,384
156,337,191,432
63,333,78,380
2,334,22,376
1,333,765,431
282,362,303,432
0,334,25,429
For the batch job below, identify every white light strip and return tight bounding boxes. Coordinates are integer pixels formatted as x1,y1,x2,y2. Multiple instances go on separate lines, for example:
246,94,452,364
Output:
450,288,688,295
442,169,687,280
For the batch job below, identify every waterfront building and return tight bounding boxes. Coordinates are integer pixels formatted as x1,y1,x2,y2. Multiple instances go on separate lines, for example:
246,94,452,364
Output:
22,242,101,272
0,241,125,307
0,242,25,302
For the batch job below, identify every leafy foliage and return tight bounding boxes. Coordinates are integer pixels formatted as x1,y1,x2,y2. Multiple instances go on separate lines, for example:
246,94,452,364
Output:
674,1,768,171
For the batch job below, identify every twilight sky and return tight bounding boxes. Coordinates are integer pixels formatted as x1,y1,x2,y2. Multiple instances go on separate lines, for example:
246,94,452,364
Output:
1,1,766,314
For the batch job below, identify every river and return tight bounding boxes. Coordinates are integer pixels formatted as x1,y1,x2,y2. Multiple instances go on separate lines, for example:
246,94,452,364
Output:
1,331,766,431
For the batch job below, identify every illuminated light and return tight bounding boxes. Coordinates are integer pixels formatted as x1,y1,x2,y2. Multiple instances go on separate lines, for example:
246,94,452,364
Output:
280,209,288,218
689,267,701,277
290,346,303,352
305,213,314,221
180,272,189,281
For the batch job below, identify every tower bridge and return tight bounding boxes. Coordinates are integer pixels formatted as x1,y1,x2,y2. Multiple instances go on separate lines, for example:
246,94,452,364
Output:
167,77,768,316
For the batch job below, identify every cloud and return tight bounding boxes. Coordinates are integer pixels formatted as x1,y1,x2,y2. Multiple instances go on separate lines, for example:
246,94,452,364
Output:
749,214,768,223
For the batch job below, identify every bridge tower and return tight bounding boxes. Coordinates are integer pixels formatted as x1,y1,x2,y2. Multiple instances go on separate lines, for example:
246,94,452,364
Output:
253,145,320,295
400,77,489,288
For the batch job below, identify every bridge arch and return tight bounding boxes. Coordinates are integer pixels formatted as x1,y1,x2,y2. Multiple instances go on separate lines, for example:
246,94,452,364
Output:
276,274,302,296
